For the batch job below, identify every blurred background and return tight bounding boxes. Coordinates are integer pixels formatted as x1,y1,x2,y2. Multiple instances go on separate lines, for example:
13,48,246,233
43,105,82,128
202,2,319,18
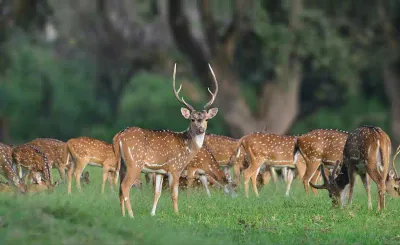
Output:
0,0,399,147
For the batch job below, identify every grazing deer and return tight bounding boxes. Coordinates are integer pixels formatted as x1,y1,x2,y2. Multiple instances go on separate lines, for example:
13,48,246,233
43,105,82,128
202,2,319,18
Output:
113,64,220,217
0,143,27,193
12,144,58,190
310,126,391,211
295,129,349,194
202,134,247,185
230,133,306,197
386,145,400,197
65,137,118,194
183,143,236,197
28,138,68,181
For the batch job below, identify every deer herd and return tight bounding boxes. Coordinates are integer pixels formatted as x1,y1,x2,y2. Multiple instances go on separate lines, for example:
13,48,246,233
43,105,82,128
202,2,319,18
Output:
1,64,400,218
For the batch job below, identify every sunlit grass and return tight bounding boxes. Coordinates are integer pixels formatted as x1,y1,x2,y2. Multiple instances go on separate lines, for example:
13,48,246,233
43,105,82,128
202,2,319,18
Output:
0,168,399,245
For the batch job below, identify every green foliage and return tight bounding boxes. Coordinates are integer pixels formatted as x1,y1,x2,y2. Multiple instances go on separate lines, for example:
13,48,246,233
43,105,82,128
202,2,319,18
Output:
1,168,400,245
291,95,389,134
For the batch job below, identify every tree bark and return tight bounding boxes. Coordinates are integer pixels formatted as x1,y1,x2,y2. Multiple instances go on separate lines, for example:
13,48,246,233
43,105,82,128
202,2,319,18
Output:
168,0,302,137
383,66,400,146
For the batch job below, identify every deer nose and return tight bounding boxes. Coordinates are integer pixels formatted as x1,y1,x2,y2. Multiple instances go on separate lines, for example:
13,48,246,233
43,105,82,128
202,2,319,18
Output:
197,128,205,134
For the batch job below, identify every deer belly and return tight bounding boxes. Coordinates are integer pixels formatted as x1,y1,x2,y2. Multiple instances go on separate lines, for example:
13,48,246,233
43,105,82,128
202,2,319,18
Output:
88,162,103,167
142,164,167,174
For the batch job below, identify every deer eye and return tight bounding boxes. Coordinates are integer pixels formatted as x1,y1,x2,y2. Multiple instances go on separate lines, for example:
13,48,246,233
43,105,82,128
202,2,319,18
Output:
191,119,195,122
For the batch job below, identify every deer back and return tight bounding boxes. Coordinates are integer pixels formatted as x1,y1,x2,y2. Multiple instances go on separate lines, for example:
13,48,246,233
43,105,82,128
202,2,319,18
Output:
205,134,246,166
12,144,53,185
29,138,66,169
297,129,348,165
67,137,116,167
244,133,296,162
118,127,198,171
344,126,391,172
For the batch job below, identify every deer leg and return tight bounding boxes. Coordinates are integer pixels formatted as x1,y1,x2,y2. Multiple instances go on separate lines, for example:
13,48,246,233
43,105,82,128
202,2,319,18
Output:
101,166,110,194
199,175,211,197
360,173,372,210
119,165,140,218
150,174,164,216
67,161,75,194
302,160,320,195
170,172,180,214
309,170,321,195
250,167,261,197
233,163,242,186
270,167,278,183
185,168,196,195
73,161,86,192
243,164,260,198
285,168,294,196
57,167,66,183
282,167,288,182
347,165,358,207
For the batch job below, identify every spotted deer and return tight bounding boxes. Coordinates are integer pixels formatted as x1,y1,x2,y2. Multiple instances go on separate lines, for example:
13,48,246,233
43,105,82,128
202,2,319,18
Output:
202,134,247,185
386,145,400,197
28,138,69,181
65,137,118,194
12,144,58,190
230,133,306,197
182,143,236,197
294,129,349,195
0,143,27,193
113,64,220,217
310,126,392,211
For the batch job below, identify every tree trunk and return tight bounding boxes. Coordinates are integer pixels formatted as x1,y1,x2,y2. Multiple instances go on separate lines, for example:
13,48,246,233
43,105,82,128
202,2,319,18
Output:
0,118,9,143
168,0,303,137
383,66,400,146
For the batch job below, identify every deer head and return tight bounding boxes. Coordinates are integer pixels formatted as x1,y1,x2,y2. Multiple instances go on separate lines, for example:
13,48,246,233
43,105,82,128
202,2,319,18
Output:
82,171,90,186
387,169,400,197
173,64,218,143
309,160,349,206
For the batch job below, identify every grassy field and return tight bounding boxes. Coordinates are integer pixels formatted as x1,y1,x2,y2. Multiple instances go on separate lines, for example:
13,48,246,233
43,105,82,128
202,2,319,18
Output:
1,168,399,245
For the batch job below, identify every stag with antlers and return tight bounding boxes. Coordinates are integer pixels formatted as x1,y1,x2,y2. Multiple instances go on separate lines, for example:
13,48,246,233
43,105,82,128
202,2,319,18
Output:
113,63,221,217
310,126,393,211
66,137,118,194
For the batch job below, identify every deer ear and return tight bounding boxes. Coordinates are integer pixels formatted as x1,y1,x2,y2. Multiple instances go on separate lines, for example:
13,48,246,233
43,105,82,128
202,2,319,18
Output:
181,108,191,119
207,108,218,119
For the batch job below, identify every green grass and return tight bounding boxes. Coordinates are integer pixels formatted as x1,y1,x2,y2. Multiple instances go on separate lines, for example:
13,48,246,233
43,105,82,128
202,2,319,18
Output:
1,168,399,245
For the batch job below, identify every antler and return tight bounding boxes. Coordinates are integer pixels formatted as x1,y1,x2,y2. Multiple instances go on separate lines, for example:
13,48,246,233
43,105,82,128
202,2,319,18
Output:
392,145,400,178
309,164,330,190
309,161,341,190
203,64,219,109
172,63,195,111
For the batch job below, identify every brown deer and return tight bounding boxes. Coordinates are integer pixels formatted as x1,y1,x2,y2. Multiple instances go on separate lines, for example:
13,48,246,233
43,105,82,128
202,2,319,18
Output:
0,142,27,193
183,143,236,197
113,64,221,217
230,133,306,197
12,144,58,190
295,129,349,194
202,134,247,185
28,138,68,182
65,137,118,194
310,126,391,211
386,145,400,197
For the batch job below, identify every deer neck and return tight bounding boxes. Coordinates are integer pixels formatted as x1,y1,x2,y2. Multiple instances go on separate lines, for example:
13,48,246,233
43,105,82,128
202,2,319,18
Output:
183,129,206,154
